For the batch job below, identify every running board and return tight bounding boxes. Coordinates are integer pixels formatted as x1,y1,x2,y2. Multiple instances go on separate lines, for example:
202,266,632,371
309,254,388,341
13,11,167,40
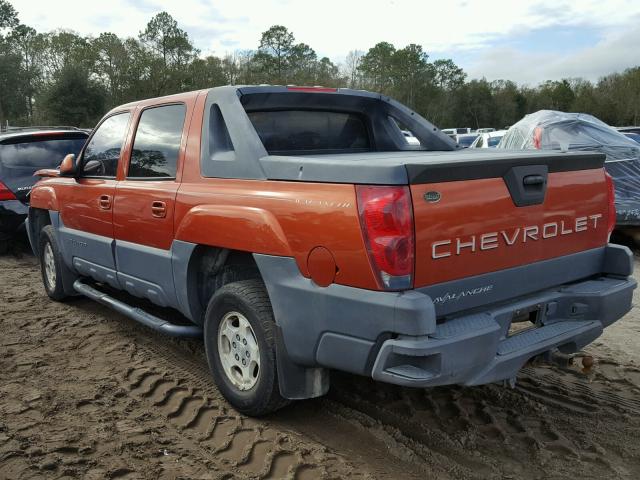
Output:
73,280,203,338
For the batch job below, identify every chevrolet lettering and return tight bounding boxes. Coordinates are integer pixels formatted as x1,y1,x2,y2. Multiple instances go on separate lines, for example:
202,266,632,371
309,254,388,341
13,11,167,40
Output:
432,214,603,259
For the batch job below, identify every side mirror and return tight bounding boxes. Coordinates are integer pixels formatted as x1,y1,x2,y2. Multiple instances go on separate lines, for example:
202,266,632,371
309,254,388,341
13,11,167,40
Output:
83,160,104,176
59,154,76,176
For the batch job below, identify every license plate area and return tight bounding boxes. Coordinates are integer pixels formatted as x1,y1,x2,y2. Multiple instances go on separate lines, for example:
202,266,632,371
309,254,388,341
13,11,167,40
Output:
508,305,542,337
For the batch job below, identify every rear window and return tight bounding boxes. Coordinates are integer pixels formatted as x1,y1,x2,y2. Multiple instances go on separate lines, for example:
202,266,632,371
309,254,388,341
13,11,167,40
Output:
247,110,370,154
0,136,86,168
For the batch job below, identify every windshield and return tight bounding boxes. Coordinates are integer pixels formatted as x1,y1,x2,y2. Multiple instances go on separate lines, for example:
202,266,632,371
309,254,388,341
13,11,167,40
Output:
0,135,86,168
488,135,503,147
457,135,478,147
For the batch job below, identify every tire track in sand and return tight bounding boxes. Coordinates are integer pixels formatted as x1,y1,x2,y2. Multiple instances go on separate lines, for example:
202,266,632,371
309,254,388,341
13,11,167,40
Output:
327,368,640,480
119,336,371,480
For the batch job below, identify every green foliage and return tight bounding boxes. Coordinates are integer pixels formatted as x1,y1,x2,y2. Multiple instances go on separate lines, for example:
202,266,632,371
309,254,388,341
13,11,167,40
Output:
0,0,638,130
257,25,294,83
255,25,342,86
187,56,227,90
8,24,45,120
40,66,106,127
140,11,198,96
0,0,17,32
0,43,24,121
93,32,130,105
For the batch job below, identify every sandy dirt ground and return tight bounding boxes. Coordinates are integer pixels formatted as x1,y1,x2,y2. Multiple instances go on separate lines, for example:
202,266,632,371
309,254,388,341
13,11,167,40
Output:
1,243,640,479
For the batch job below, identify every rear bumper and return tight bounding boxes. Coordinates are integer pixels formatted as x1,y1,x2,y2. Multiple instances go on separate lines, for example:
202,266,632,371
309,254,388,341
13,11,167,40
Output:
615,199,640,226
255,244,635,388
0,200,27,234
372,275,635,387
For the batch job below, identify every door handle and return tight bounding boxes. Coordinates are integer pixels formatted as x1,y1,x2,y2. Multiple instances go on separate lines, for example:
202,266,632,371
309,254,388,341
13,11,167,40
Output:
151,201,167,218
99,194,112,210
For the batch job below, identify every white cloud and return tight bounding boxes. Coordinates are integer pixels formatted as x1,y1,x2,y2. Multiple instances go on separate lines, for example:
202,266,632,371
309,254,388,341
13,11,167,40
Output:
466,20,640,84
11,0,640,82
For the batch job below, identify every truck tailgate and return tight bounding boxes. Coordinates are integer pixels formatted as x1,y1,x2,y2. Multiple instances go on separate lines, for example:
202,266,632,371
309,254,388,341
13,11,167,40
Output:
409,153,610,287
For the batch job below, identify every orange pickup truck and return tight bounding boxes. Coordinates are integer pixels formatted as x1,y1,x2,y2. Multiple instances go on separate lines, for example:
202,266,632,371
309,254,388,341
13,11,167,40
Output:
28,86,635,416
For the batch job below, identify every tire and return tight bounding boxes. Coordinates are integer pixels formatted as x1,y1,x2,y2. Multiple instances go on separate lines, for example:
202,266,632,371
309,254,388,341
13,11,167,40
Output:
204,279,289,416
38,225,72,301
0,229,14,255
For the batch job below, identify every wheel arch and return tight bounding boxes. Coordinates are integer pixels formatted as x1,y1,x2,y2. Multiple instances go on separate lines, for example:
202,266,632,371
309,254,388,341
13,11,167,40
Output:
174,241,328,401
179,244,263,325
27,207,52,258
174,205,292,257
30,185,59,212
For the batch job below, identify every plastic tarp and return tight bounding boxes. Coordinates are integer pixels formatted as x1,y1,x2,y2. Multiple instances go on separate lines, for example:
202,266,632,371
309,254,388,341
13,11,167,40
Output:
499,110,640,226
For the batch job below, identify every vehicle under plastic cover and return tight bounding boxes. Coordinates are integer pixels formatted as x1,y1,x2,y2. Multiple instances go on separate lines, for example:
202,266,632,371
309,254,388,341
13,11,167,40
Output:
499,110,640,226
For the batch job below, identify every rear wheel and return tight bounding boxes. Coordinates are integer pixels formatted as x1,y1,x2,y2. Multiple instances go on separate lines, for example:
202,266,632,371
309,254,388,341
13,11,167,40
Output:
203,279,288,416
38,225,71,301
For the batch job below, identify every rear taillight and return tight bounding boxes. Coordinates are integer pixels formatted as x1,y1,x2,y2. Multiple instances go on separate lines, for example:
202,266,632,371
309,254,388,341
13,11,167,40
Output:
533,127,543,149
605,171,616,236
356,185,414,290
0,181,16,201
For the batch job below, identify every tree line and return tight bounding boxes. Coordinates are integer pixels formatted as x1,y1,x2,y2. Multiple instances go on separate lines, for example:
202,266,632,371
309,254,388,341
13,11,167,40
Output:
1,0,639,129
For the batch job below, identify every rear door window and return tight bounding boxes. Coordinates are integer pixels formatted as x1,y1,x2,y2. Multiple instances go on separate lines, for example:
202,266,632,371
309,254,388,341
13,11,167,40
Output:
81,112,130,177
247,110,370,154
128,104,186,178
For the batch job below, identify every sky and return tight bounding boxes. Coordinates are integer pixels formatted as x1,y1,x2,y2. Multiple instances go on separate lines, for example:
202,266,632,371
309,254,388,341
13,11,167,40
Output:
11,0,640,85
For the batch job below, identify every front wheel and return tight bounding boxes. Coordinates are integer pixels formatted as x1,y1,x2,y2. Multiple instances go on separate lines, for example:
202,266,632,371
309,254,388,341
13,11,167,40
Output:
203,279,288,416
38,225,71,301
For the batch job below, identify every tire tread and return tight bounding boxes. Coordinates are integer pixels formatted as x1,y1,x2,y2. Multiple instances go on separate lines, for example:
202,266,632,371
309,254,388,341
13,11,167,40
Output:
204,279,289,416
38,225,71,302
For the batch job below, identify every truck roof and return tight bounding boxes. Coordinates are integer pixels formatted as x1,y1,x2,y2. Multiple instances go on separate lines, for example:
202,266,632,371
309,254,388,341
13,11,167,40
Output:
107,85,406,113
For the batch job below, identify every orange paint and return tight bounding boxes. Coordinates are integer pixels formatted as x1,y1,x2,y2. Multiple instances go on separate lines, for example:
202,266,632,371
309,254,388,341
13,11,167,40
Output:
57,178,117,239
411,169,609,286
173,180,377,289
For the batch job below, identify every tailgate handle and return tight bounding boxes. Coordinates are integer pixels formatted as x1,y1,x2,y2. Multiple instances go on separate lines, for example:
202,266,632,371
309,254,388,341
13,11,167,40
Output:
503,165,548,207
523,174,545,186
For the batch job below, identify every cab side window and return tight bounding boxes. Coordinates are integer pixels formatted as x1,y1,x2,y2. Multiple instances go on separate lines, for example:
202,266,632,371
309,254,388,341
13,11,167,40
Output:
128,104,186,179
81,112,130,177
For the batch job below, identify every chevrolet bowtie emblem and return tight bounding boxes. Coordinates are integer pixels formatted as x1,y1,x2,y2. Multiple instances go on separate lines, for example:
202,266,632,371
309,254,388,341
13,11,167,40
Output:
424,191,441,203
